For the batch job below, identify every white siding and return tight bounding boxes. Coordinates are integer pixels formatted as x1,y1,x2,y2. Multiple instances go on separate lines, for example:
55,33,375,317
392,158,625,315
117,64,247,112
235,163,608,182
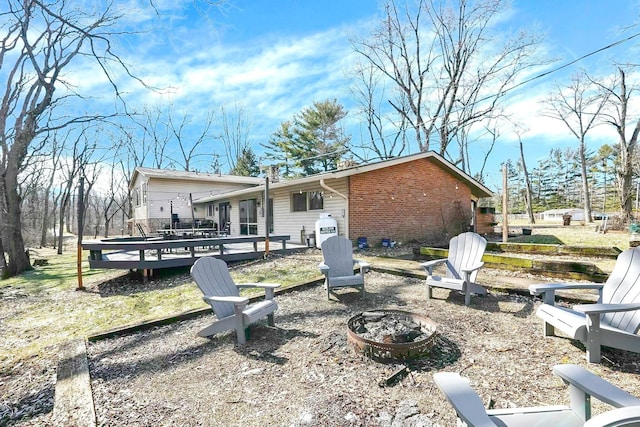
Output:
139,178,257,227
214,179,349,243
270,179,348,244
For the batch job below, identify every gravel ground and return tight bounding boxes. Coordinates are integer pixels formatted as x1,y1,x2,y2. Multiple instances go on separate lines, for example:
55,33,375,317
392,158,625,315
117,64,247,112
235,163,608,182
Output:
86,266,640,427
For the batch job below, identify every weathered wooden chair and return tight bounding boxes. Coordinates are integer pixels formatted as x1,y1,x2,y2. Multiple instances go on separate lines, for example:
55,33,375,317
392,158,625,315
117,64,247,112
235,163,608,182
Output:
434,364,640,426
529,247,640,363
421,232,487,306
318,235,370,299
190,257,280,344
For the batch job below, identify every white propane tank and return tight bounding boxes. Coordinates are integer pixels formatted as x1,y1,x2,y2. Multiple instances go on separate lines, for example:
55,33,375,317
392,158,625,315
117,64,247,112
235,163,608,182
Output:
315,213,338,249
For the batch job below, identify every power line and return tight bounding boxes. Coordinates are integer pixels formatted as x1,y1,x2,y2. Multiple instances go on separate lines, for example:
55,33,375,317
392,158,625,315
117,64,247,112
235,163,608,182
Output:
493,30,640,100
371,29,640,148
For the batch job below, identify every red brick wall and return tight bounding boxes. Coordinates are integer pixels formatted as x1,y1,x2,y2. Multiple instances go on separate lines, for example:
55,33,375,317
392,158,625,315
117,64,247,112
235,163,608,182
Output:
348,158,475,245
476,212,496,235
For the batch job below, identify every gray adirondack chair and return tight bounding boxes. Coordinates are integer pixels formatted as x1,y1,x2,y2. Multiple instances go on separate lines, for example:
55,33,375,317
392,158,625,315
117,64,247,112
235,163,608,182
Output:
529,247,640,363
421,232,487,306
434,364,640,427
190,257,280,344
318,235,370,299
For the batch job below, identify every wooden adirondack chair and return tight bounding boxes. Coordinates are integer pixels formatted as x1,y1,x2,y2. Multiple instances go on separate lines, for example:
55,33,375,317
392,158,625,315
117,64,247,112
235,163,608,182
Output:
318,235,370,299
190,257,280,344
434,364,640,427
421,232,487,306
529,247,640,363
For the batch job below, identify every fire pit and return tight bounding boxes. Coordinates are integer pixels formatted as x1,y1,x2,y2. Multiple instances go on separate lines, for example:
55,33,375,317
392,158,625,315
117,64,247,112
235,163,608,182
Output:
347,309,437,361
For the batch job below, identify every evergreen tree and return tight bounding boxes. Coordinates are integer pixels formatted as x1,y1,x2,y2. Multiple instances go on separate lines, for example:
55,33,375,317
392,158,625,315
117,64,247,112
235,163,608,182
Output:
230,147,260,177
262,99,351,177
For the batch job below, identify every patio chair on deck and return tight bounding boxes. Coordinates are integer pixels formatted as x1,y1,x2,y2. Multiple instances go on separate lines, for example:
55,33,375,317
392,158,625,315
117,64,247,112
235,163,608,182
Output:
434,364,640,426
190,257,280,344
529,246,640,363
421,232,487,306
318,235,370,299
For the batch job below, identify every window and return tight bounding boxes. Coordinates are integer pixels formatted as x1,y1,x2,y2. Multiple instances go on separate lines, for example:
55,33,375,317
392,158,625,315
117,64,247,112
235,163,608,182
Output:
292,192,307,212
207,204,214,217
292,191,324,212
133,189,140,207
309,191,323,210
142,184,147,205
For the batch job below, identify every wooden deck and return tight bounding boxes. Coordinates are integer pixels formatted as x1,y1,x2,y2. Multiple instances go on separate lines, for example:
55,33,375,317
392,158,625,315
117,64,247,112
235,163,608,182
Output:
83,235,300,281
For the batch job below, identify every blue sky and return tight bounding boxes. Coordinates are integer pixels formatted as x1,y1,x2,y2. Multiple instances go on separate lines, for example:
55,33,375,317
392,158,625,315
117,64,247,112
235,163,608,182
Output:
77,0,640,191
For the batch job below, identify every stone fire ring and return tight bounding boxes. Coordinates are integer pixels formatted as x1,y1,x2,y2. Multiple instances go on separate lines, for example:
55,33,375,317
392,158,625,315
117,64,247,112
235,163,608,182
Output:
347,309,438,361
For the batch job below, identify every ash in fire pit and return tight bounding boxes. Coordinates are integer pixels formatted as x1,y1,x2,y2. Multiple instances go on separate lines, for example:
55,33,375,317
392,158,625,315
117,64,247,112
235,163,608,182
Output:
354,311,425,344
347,309,437,361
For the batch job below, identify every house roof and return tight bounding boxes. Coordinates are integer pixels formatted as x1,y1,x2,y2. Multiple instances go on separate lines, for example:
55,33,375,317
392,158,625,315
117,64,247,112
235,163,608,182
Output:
129,167,263,191
193,151,493,203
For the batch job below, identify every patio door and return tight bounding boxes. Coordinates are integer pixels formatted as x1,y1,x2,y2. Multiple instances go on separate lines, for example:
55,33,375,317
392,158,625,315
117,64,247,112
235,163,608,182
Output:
239,198,258,235
218,202,231,234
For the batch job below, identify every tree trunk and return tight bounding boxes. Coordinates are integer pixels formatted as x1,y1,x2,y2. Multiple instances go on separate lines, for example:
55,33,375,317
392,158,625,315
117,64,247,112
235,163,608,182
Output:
57,195,69,255
579,137,593,223
518,137,536,224
0,169,32,276
40,186,51,247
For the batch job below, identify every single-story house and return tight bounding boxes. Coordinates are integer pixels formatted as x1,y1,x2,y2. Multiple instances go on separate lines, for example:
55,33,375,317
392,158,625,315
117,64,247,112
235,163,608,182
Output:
129,151,494,245
539,208,606,222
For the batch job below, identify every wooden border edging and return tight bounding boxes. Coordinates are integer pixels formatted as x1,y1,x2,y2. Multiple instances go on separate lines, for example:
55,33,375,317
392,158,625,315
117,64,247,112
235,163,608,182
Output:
53,339,96,426
419,247,608,282
87,276,326,342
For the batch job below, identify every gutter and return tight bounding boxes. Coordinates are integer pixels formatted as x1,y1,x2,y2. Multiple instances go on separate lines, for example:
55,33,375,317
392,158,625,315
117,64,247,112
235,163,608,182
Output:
320,179,349,238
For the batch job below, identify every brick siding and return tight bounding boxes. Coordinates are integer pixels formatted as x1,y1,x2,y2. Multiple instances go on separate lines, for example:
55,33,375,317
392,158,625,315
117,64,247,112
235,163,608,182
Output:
348,158,477,245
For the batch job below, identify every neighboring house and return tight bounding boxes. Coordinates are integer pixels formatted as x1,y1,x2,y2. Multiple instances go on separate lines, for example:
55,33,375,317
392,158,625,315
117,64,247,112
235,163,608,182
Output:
151,151,492,245
540,208,605,222
129,167,263,234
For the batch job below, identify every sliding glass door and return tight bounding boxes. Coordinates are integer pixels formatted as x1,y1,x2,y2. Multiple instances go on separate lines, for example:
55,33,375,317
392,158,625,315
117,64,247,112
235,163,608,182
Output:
239,198,258,235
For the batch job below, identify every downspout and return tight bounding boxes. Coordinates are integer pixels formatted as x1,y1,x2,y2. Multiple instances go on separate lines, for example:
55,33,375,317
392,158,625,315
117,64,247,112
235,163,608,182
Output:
320,179,349,238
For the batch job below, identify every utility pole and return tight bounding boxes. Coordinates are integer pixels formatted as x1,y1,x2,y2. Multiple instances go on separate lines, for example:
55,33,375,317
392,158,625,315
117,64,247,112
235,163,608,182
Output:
264,176,270,257
502,165,509,243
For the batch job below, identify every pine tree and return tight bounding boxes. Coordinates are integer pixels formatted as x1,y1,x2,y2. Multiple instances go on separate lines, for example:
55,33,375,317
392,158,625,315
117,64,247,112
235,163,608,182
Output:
230,148,260,177
261,99,351,177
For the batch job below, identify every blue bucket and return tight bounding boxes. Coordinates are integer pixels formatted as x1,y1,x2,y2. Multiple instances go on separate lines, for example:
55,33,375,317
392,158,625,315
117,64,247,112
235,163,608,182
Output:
357,237,368,249
381,238,391,247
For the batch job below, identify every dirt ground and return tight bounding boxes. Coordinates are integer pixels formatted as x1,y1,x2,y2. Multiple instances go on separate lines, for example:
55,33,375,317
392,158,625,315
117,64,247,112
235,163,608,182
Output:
85,263,640,426
3,242,640,426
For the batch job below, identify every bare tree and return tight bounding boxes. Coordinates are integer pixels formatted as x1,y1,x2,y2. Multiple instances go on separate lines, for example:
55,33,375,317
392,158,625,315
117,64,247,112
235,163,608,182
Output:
134,105,172,170
514,127,535,224
55,128,98,254
349,60,409,160
0,1,144,276
132,104,216,172
99,165,128,237
543,71,609,223
593,67,640,224
469,120,500,182
219,103,251,173
167,108,215,171
351,0,544,170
